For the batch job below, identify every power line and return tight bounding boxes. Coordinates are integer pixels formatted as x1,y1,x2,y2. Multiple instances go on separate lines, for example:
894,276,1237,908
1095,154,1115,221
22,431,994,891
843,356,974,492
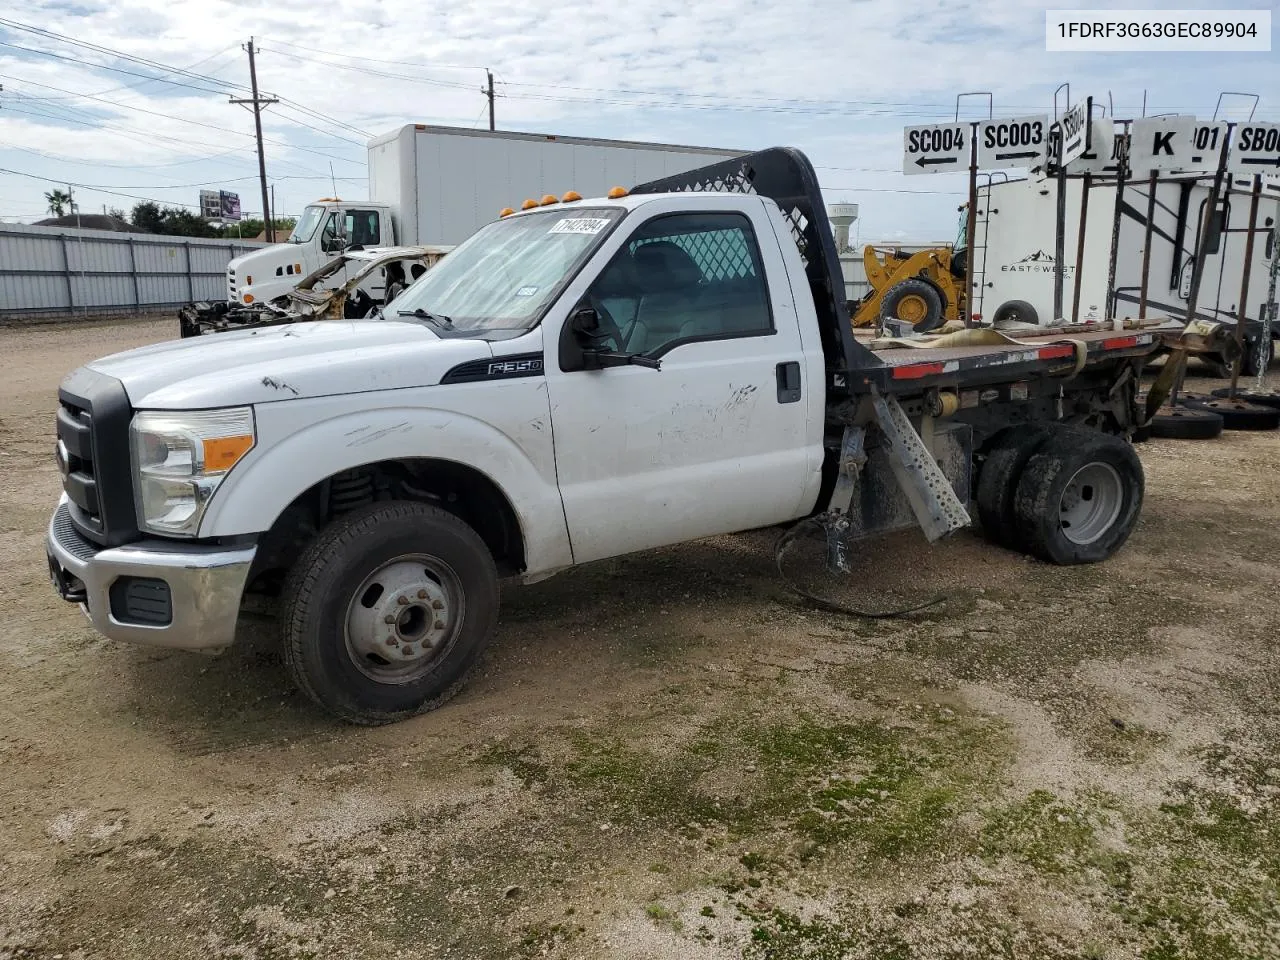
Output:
0,17,248,93
0,39,233,97
0,99,343,178
0,164,205,208
0,73,366,164
264,37,489,73
256,46,476,90
15,45,241,102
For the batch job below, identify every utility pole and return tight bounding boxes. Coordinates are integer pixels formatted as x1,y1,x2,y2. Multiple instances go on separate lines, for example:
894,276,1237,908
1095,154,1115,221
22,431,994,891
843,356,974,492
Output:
231,38,278,242
484,70,496,131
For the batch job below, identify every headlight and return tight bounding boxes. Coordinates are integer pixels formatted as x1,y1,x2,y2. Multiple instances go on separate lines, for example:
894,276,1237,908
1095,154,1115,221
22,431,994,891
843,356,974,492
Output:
130,407,256,537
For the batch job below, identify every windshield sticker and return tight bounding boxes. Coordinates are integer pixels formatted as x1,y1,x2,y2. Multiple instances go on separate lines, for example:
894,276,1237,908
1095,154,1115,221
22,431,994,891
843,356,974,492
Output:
549,217,610,235
515,285,539,297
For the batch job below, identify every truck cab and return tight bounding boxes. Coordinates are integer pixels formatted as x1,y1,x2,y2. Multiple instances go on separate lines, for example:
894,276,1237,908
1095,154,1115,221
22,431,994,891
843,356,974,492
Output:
226,200,396,306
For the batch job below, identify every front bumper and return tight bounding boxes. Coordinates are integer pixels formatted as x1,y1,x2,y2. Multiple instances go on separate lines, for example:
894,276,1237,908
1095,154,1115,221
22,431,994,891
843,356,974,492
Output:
45,496,256,653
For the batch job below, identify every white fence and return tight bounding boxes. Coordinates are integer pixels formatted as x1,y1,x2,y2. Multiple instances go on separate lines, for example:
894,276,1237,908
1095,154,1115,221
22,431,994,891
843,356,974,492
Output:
0,222,265,321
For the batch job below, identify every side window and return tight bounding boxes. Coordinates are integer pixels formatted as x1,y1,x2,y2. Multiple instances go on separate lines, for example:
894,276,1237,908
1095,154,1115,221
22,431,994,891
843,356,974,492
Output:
348,210,380,247
585,212,773,357
320,212,341,253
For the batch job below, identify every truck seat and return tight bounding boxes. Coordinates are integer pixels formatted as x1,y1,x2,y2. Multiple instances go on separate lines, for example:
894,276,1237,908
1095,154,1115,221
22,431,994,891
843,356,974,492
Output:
626,241,705,354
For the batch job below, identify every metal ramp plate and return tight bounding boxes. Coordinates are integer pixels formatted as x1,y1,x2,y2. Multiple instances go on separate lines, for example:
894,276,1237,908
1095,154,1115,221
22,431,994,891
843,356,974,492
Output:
869,389,971,542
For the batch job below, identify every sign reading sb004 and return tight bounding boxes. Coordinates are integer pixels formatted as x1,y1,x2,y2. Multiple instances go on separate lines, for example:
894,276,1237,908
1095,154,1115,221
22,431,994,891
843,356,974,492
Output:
902,122,968,175
1231,122,1280,173
976,115,1049,170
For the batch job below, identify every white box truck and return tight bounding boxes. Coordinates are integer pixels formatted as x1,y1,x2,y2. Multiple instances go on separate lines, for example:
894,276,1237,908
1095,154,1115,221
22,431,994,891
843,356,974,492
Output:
223,125,744,306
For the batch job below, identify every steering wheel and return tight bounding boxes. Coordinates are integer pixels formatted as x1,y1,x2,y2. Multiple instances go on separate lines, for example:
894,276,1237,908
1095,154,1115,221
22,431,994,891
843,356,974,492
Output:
586,293,626,350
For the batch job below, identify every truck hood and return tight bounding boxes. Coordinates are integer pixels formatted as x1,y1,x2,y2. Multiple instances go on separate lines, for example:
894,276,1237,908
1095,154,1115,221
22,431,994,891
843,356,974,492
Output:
227,245,304,275
84,320,493,409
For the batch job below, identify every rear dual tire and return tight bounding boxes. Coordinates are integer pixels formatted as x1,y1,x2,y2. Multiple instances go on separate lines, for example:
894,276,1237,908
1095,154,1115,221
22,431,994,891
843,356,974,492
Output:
977,424,1144,564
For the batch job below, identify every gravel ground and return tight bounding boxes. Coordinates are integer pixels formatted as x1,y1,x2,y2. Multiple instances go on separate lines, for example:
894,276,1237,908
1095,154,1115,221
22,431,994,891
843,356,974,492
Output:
2,317,1278,960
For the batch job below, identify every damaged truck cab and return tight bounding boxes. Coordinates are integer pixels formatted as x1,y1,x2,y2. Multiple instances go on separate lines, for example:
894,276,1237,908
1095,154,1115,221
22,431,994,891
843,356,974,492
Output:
47,147,1190,725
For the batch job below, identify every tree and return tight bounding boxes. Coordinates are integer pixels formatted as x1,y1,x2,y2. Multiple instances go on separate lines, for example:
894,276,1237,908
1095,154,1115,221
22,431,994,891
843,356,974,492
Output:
129,202,166,234
106,207,127,221
215,217,296,240
44,188,72,217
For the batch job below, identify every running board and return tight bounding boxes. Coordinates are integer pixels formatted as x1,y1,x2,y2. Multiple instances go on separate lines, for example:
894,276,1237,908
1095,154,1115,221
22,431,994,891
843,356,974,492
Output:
868,388,971,542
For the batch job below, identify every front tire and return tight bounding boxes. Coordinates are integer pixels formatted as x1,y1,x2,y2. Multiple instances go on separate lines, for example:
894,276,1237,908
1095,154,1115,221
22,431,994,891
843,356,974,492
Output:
281,501,499,725
880,279,945,333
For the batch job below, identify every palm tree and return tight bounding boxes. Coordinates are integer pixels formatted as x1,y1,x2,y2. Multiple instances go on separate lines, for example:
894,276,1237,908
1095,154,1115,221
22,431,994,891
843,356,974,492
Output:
44,188,72,217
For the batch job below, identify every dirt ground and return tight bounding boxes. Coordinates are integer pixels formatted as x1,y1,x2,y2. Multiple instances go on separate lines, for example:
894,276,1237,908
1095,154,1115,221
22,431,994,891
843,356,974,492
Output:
2,317,1278,960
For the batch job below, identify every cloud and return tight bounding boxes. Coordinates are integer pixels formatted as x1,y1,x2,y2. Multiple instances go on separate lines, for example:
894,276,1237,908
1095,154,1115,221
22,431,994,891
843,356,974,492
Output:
0,0,1275,237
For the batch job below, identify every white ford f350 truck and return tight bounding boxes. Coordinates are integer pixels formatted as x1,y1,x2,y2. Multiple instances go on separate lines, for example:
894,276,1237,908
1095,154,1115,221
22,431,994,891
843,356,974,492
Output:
47,148,1201,725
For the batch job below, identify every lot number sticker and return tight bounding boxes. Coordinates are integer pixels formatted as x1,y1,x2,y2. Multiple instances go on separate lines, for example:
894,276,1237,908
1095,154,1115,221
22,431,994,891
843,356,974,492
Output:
550,218,611,235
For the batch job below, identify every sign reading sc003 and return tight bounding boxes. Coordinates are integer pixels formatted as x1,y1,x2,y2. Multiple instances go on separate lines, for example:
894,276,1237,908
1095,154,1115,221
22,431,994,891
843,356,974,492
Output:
976,115,1049,170
902,122,967,176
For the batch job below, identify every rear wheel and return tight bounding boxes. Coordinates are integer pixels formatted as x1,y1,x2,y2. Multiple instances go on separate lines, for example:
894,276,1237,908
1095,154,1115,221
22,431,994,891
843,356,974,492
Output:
1148,404,1224,440
1209,387,1280,410
880,279,944,333
1012,430,1144,565
281,501,499,725
1182,394,1280,431
975,423,1057,550
992,299,1040,327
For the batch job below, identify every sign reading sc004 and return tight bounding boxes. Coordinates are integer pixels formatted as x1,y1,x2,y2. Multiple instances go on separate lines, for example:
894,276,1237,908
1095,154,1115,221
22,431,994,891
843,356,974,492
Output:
902,122,967,176
976,115,1049,170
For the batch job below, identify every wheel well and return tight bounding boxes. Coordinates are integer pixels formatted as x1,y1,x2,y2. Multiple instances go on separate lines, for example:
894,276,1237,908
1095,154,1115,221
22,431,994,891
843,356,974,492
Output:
247,458,526,594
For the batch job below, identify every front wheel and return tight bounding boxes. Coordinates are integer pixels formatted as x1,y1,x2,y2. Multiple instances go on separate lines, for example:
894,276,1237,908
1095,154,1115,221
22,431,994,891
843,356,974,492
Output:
281,501,499,725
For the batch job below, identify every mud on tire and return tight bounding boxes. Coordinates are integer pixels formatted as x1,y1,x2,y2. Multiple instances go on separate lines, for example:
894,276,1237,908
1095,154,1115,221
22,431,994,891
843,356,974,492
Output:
280,501,499,725
1012,428,1144,565
975,423,1057,550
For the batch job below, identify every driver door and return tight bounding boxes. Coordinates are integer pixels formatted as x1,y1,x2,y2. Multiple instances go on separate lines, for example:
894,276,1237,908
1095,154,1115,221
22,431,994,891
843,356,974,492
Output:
543,199,824,565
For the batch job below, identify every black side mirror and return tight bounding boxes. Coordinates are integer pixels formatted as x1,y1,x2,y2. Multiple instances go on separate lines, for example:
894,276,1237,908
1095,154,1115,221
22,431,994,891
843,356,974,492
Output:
559,302,661,373
570,305,608,347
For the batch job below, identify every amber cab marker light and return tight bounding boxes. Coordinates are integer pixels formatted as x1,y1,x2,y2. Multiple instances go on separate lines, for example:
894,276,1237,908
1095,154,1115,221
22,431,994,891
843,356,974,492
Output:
607,186,628,199
499,207,515,218
540,194,559,205
561,191,582,202
521,199,538,210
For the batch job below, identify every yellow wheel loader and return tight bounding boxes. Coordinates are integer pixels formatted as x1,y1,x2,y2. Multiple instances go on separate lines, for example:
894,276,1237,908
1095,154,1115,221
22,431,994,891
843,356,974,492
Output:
850,244,967,333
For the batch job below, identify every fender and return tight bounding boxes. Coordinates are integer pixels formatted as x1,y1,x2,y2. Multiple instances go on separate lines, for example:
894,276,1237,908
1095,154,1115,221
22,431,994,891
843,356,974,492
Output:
199,401,573,576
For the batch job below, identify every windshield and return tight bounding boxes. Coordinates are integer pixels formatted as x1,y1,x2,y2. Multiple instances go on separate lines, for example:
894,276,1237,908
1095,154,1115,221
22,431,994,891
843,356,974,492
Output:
386,206,625,333
954,207,968,252
290,205,327,244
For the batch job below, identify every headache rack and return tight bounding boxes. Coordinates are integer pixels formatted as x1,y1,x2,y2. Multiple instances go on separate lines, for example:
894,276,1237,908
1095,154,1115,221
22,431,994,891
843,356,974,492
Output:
631,147,885,398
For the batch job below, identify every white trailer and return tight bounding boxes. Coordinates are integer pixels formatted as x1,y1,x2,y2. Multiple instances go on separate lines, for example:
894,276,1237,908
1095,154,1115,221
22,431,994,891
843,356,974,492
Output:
223,126,743,307
968,173,1279,366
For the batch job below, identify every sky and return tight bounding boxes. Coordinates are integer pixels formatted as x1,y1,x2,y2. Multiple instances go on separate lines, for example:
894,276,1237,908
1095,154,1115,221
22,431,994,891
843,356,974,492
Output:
0,0,1276,240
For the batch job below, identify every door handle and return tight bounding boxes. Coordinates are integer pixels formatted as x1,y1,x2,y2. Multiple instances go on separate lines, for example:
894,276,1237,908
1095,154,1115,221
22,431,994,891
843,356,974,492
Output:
776,361,801,404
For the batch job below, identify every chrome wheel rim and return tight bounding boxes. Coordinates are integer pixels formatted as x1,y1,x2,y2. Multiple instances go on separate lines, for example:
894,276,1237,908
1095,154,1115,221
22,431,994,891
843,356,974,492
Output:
344,553,463,684
1059,462,1124,545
